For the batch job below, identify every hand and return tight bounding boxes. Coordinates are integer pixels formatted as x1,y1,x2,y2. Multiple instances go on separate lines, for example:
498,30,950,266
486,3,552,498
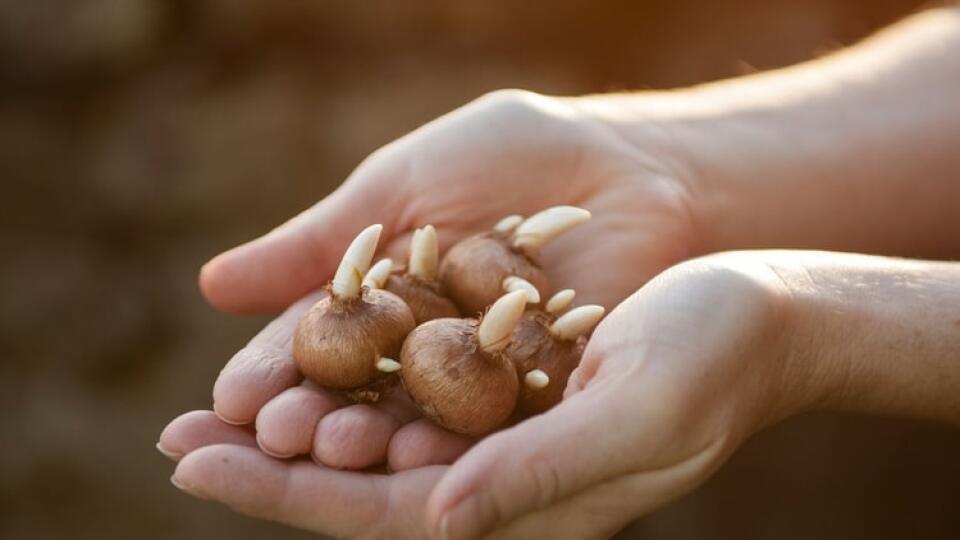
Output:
160,252,796,538
163,89,702,474
162,6,960,532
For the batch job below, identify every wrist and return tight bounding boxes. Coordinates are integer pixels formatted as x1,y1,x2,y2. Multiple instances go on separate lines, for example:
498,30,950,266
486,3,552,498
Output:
568,87,835,258
757,252,960,426
566,91,741,259
639,252,823,435
572,7,960,259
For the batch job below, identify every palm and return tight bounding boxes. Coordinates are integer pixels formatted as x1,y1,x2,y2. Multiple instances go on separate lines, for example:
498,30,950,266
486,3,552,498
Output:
375,90,695,309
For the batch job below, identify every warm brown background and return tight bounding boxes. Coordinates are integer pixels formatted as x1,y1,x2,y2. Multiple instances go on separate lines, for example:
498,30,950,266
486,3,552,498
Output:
3,1,958,539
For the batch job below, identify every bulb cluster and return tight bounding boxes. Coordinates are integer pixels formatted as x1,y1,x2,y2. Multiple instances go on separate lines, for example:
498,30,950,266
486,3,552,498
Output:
292,206,604,435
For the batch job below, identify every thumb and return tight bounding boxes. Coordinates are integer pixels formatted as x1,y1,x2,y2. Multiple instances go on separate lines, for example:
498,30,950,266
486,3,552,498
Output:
424,382,636,540
200,160,407,314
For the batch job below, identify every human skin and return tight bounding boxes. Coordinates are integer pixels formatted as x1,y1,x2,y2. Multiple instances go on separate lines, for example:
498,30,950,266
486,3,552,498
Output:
161,251,960,539
159,7,960,539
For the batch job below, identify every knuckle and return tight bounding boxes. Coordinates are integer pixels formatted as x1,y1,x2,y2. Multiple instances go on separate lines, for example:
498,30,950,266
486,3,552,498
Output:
522,452,563,510
470,88,567,123
360,477,404,540
648,251,786,319
232,345,295,381
475,88,540,108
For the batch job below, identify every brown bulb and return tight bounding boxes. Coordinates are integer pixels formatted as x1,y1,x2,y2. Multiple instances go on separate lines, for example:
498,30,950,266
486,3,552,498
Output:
295,288,414,389
438,232,549,316
508,292,605,415
438,206,591,315
293,225,416,401
400,290,528,436
366,225,459,324
384,273,459,323
508,313,584,415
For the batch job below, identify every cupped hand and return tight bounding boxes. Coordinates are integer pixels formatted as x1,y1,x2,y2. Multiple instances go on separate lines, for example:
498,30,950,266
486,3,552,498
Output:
159,252,798,539
202,89,697,313
166,89,701,474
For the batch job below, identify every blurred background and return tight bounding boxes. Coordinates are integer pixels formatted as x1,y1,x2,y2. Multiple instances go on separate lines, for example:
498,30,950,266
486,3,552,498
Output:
3,1,959,538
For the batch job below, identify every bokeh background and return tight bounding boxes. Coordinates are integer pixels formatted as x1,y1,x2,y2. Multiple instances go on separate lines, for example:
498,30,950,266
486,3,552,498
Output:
3,1,959,539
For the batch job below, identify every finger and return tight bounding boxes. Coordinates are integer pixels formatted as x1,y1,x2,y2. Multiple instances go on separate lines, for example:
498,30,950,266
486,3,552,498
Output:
388,419,474,471
425,384,644,540
255,382,343,458
373,387,426,425
488,481,635,540
172,444,447,538
212,292,320,425
488,469,684,540
200,160,408,314
312,403,403,469
488,425,733,540
309,386,423,469
157,410,257,461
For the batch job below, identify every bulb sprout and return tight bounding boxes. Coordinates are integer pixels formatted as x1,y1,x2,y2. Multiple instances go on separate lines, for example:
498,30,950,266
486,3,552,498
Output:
545,289,575,315
493,214,524,234
478,290,528,353
363,258,393,289
376,357,402,373
549,305,605,341
511,206,591,253
524,369,550,389
408,225,439,281
502,276,541,304
331,224,383,299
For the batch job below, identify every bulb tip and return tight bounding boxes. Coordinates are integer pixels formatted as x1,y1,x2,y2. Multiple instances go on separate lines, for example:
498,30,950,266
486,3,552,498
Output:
502,276,541,304
478,290,529,353
408,224,439,281
493,214,524,233
549,304,605,341
511,206,592,252
363,258,393,289
524,369,550,389
376,357,402,373
332,224,385,299
545,289,576,315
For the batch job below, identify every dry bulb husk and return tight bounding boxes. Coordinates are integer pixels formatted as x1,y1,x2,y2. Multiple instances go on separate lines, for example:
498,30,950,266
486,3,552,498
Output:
507,289,605,415
365,225,460,324
399,290,530,436
438,206,591,315
293,225,416,401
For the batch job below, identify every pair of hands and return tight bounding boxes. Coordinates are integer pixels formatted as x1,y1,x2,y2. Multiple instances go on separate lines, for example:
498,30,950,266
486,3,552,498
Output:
158,90,798,539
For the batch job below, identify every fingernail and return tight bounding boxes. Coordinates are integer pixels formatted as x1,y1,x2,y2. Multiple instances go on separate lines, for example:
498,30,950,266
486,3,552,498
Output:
213,407,248,426
171,475,209,500
256,433,296,459
436,496,491,540
170,475,189,491
156,442,183,461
